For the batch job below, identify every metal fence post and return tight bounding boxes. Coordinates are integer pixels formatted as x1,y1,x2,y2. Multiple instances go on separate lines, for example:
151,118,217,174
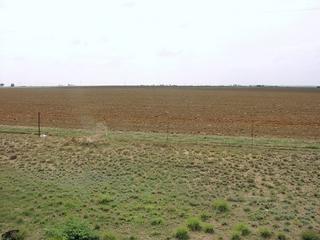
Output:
38,112,41,137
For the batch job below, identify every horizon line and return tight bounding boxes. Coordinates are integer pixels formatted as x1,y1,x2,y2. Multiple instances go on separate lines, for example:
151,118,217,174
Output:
1,84,319,88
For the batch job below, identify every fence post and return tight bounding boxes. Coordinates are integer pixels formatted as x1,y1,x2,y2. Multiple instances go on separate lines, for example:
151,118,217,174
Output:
38,112,41,137
166,121,169,142
251,119,254,147
166,111,169,142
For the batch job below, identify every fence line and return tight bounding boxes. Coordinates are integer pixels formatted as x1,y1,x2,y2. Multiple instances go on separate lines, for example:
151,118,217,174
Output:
0,111,319,152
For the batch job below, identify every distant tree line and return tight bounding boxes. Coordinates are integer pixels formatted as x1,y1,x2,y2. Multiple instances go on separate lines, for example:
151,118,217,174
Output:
0,83,15,87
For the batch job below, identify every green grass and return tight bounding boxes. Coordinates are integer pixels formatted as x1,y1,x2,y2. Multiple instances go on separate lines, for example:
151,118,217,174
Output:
231,231,241,240
276,232,287,240
301,231,320,240
46,218,99,240
233,223,251,236
212,199,230,213
202,223,214,234
259,227,273,238
0,125,319,239
175,227,189,240
186,217,202,231
102,231,117,240
1,124,320,150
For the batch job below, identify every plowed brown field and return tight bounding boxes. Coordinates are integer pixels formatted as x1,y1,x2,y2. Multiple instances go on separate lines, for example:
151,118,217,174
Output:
0,86,319,139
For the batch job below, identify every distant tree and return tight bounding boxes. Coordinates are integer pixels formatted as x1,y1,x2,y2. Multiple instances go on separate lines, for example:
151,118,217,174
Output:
10,83,15,87
0,83,4,87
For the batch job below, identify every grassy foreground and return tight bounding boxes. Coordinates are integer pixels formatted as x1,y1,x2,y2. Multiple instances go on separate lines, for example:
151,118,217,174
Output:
0,125,320,239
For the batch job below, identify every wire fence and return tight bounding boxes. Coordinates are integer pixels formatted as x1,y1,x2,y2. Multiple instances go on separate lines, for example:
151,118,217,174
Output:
0,111,319,151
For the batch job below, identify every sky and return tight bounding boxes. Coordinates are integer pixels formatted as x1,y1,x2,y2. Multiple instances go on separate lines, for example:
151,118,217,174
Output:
0,0,320,86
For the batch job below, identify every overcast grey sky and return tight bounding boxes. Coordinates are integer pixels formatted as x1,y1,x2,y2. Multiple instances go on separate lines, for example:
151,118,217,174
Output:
0,0,320,86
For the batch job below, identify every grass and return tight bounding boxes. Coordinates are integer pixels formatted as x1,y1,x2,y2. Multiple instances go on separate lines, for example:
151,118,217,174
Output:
259,227,273,238
175,227,189,240
46,218,99,240
231,231,241,240
276,232,287,240
200,213,210,221
102,231,117,240
301,231,320,240
202,223,214,233
1,124,320,150
98,195,114,205
186,217,202,231
150,217,164,226
0,125,319,239
233,223,251,236
212,199,230,213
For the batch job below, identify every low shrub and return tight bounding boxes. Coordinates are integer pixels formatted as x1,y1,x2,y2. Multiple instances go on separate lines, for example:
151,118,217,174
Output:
301,231,320,240
202,223,214,234
212,199,230,213
102,231,117,240
46,219,99,240
98,194,113,204
277,232,287,240
233,223,250,236
231,232,241,240
200,213,210,221
186,217,202,231
259,227,272,238
127,237,138,240
175,227,189,240
122,237,137,240
150,217,164,226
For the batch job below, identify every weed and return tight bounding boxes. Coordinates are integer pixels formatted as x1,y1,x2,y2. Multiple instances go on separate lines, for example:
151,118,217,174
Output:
98,194,113,204
233,223,250,236
175,227,189,240
186,217,202,231
277,232,287,240
231,232,241,240
200,213,210,221
150,217,164,225
46,218,99,240
125,237,138,240
259,227,272,238
212,199,230,213
301,231,320,240
202,223,214,233
102,231,117,240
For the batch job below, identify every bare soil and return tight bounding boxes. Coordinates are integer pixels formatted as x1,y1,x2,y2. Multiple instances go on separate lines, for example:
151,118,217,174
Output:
0,86,319,139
